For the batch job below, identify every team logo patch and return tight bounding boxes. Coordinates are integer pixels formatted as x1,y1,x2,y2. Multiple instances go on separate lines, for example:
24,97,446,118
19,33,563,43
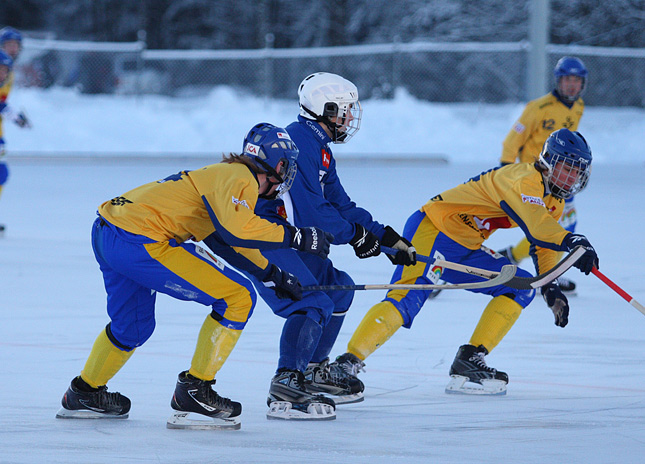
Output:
110,196,132,206
513,121,525,133
521,194,546,207
195,245,225,270
276,131,291,140
426,250,446,283
321,148,331,168
277,205,288,219
244,142,260,156
474,216,512,231
232,195,249,209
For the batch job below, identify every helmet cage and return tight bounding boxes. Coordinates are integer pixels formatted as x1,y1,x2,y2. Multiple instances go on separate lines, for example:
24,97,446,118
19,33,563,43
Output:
538,130,592,200
243,123,299,200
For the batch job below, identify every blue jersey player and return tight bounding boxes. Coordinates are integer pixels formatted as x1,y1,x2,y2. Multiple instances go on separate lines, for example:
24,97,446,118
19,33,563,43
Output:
225,73,416,420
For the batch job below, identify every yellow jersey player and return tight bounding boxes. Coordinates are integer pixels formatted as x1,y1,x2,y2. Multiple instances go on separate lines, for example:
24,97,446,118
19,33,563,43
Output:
56,123,334,430
499,56,588,294
333,128,598,396
0,27,30,235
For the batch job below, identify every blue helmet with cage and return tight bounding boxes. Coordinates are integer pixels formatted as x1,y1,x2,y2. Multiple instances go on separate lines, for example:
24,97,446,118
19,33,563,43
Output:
0,27,22,44
538,128,592,200
553,56,588,103
0,50,13,86
242,122,299,200
0,27,23,61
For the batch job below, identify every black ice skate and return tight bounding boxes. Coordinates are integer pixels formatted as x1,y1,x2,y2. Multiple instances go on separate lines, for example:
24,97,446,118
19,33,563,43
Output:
330,352,366,378
56,376,131,419
445,344,508,396
304,358,364,405
167,370,241,430
557,277,577,295
267,369,336,421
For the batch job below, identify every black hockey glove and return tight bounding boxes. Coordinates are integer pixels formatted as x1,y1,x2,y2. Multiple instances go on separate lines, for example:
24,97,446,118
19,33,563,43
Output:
542,282,569,328
563,233,599,275
287,226,334,260
381,226,417,266
262,264,303,301
349,223,380,259
14,111,31,128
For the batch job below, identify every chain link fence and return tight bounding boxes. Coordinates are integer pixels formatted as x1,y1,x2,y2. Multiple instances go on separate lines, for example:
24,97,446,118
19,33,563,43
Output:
14,37,645,107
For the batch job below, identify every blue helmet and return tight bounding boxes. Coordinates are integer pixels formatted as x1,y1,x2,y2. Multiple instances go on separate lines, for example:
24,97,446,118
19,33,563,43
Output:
553,56,588,103
538,128,592,200
0,50,12,86
242,123,299,199
0,27,23,44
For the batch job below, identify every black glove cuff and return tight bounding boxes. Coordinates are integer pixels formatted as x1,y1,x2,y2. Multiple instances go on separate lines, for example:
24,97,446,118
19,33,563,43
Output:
260,263,277,282
381,225,402,247
350,224,365,246
284,225,297,245
541,281,559,296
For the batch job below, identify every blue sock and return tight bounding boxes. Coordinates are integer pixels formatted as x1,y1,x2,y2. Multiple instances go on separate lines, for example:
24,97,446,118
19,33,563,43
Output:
278,314,323,373
310,313,345,364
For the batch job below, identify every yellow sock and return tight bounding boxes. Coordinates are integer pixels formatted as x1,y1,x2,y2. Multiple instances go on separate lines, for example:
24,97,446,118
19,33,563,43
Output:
189,315,242,381
469,296,523,353
81,329,135,388
347,301,404,361
512,236,531,263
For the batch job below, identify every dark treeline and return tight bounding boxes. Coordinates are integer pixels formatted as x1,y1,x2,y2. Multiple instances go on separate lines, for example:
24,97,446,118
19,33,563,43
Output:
1,0,644,49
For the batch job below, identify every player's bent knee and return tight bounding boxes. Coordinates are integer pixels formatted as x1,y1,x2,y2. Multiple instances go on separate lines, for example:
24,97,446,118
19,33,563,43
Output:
384,295,424,329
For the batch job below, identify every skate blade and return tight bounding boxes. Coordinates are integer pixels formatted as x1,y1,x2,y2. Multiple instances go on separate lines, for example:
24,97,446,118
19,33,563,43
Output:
166,411,241,430
55,407,129,419
266,401,336,421
321,392,364,405
445,375,507,396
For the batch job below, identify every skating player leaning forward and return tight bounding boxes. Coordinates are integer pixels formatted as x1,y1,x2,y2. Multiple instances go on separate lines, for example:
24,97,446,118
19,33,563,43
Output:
334,128,599,395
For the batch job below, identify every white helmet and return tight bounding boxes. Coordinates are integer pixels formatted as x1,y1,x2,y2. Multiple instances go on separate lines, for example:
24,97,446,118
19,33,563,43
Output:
298,72,362,143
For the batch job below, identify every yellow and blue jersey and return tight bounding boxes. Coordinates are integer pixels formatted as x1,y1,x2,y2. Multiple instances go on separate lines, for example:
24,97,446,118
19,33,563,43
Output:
422,163,567,273
99,162,291,272
501,91,584,165
0,71,14,138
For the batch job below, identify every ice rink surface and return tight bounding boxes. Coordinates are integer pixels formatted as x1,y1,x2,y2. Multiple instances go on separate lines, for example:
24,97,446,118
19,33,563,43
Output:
1,159,645,463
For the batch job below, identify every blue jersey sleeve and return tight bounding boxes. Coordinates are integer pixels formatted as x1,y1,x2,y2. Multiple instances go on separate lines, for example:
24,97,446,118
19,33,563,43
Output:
286,120,385,244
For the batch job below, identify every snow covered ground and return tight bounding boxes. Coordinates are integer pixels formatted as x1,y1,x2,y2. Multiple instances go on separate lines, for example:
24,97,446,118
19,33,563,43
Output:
1,87,645,463
3,86,645,164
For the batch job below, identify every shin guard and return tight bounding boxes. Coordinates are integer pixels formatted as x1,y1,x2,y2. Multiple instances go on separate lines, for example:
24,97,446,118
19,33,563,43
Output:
469,295,522,353
81,329,135,388
347,301,404,361
189,314,242,381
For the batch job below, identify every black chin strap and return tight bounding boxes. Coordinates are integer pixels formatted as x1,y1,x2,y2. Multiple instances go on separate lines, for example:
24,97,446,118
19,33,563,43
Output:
301,106,341,141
